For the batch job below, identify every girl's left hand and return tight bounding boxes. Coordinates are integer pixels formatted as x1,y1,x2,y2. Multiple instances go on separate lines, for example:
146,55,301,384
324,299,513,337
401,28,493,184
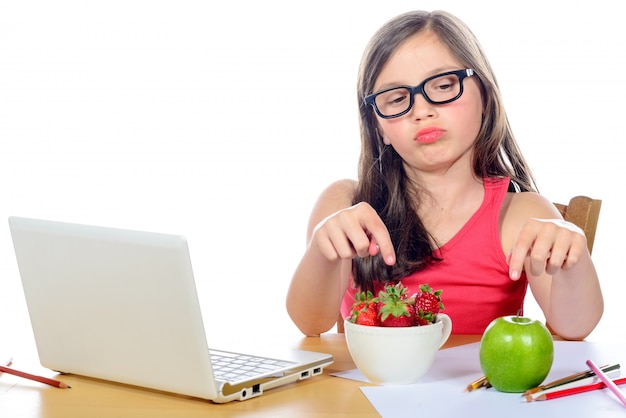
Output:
507,218,588,280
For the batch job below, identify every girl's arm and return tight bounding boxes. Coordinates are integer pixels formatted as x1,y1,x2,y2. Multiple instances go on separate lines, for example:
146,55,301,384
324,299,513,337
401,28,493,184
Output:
286,179,395,336
503,192,603,340
286,180,355,336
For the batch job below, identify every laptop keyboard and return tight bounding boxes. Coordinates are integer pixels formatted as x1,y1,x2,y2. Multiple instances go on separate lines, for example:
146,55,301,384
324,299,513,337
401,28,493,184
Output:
209,349,297,382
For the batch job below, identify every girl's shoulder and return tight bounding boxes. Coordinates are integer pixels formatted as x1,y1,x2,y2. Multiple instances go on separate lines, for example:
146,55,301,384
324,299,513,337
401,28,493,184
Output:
306,179,358,236
314,179,357,210
322,178,357,197
507,191,562,219
500,191,564,249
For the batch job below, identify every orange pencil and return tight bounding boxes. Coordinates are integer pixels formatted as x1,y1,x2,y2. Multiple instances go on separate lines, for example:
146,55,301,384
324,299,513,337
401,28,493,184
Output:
526,376,626,402
523,363,619,396
0,364,70,389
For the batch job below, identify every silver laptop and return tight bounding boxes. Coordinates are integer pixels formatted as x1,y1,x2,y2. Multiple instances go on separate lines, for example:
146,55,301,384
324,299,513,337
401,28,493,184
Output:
8,216,333,403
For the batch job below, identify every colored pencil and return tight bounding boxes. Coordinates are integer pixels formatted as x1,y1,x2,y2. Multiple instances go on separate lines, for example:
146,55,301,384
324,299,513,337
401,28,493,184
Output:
527,376,626,402
586,359,626,407
538,369,620,393
523,363,620,396
531,367,621,398
465,375,489,392
0,364,70,389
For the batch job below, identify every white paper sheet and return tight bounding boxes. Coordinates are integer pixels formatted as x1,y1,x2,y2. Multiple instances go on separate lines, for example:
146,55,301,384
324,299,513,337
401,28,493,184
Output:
335,341,626,417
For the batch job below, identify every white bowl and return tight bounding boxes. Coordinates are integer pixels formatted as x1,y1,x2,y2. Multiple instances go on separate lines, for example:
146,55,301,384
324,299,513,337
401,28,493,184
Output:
344,314,452,385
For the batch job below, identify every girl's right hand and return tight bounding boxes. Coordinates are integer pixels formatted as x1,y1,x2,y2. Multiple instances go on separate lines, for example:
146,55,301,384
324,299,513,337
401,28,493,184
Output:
310,202,396,266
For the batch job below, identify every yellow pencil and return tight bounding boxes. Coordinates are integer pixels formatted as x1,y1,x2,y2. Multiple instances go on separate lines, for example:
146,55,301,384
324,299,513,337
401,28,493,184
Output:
465,375,489,392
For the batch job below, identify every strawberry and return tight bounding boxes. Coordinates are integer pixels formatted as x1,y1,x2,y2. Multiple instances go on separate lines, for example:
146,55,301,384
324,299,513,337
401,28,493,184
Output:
349,290,380,326
377,283,415,327
414,284,444,326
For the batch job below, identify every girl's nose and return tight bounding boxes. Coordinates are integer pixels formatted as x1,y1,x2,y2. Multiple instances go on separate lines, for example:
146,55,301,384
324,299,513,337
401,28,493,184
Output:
410,94,437,120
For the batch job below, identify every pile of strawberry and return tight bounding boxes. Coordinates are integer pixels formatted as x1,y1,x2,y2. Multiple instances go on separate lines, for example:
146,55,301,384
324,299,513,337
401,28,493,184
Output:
349,283,444,327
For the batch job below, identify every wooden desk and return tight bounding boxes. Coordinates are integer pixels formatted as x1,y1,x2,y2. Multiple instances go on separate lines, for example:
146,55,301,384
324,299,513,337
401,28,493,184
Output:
0,334,481,417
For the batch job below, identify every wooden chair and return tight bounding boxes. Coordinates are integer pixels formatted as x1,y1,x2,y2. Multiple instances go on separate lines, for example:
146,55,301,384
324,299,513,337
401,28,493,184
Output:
335,195,602,333
554,195,601,255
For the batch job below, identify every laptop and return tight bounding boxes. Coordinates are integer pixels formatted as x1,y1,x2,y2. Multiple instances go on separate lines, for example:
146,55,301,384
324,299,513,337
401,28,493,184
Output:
8,216,333,403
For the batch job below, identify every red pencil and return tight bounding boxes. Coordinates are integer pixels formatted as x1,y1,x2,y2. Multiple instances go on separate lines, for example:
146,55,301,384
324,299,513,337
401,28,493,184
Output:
526,376,626,402
586,359,626,407
0,364,70,389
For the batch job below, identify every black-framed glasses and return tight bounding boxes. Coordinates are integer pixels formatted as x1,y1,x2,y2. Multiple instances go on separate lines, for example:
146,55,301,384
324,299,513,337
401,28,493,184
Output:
364,68,475,119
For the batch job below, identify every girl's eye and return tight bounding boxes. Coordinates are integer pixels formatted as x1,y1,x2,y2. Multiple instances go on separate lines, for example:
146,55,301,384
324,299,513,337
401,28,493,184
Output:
429,76,458,92
380,88,409,108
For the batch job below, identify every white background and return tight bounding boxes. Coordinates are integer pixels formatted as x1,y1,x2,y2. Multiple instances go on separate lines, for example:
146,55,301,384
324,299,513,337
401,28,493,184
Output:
1,1,623,351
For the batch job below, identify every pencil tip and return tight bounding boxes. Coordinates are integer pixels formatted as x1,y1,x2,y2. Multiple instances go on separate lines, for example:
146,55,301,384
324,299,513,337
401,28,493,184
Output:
524,395,534,403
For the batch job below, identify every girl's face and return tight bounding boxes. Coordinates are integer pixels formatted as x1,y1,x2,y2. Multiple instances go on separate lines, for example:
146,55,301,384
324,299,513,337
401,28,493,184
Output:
373,30,483,178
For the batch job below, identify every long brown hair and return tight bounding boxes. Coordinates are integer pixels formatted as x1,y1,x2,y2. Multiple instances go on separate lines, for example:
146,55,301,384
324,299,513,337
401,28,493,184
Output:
352,10,537,292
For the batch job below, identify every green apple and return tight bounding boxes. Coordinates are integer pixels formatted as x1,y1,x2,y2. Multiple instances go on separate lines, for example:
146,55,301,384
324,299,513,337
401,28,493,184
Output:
479,315,554,393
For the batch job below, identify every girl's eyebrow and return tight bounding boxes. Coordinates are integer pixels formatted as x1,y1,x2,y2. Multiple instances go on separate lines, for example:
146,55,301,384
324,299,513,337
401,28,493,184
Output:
373,66,458,91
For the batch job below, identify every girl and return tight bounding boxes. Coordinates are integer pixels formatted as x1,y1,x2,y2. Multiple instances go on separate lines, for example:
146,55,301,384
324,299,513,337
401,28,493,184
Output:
286,10,603,339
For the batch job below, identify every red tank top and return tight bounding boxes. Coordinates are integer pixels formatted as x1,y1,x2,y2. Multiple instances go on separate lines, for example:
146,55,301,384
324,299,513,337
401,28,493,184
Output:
340,177,528,334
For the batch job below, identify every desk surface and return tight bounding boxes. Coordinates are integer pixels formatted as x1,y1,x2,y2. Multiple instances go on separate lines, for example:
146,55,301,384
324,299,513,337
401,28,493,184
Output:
0,333,480,418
